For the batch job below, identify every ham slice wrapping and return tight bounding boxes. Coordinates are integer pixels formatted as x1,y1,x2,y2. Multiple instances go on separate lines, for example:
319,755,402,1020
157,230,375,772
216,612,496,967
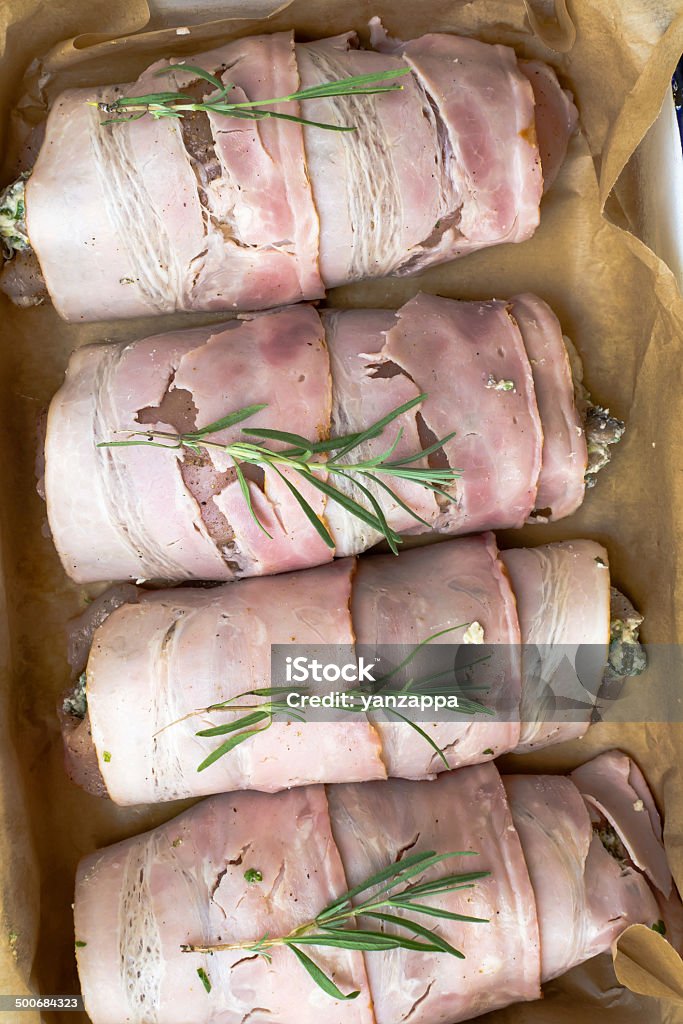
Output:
18,28,576,321
73,752,678,1024
44,295,587,584
63,534,610,805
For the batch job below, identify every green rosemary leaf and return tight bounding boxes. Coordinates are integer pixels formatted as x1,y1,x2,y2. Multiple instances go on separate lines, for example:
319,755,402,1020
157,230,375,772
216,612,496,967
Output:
220,67,411,108
411,481,460,504
287,944,359,1001
387,901,488,924
249,685,308,697
270,466,335,549
281,432,366,456
322,427,388,452
235,463,273,539
159,64,229,97
297,469,402,545
208,105,263,119
118,91,196,105
376,625,464,684
187,690,307,772
289,931,438,953
357,428,405,467
308,84,409,96
330,394,428,462
403,870,491,898
228,440,282,462
97,438,183,449
385,431,458,467
367,475,434,529
334,470,400,555
263,429,380,460
248,109,356,133
197,727,268,772
243,426,317,448
273,707,307,723
385,709,449,768
362,912,464,958
318,851,447,913
401,672,465,692
366,854,478,901
279,66,412,100
203,101,350,132
248,936,273,961
188,404,268,437
196,967,212,993
372,465,459,483
195,709,271,738
201,700,304,725
354,479,400,555
399,660,488,690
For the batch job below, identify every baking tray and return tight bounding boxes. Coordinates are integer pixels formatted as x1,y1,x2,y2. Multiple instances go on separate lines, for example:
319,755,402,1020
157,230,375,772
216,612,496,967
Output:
3,1,683,1022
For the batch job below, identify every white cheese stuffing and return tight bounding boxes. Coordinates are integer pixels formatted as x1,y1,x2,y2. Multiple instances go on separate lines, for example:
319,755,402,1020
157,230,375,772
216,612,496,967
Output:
0,175,30,257
463,621,485,644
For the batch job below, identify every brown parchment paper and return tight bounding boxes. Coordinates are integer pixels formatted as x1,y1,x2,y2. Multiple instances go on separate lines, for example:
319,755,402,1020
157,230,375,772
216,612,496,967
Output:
3,1,683,1022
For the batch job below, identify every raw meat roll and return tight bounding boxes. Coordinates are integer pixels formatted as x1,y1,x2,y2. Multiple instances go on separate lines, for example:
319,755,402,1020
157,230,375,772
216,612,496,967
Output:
61,535,611,805
73,752,677,1024
2,28,576,319
44,295,592,584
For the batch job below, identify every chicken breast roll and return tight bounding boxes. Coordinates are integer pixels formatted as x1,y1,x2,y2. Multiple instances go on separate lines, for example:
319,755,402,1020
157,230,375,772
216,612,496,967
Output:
44,295,605,585
2,26,576,319
61,535,614,805
73,752,678,1024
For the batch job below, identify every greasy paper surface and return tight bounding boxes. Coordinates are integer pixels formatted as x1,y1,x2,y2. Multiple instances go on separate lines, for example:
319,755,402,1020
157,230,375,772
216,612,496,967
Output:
1,1,683,1022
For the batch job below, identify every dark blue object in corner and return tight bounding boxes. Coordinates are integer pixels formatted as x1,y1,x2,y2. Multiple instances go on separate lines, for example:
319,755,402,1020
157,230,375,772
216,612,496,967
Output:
673,58,683,143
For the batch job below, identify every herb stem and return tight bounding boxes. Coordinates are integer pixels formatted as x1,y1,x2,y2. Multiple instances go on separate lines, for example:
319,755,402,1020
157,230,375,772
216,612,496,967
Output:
95,65,412,130
180,849,490,1001
97,396,461,553
154,624,493,775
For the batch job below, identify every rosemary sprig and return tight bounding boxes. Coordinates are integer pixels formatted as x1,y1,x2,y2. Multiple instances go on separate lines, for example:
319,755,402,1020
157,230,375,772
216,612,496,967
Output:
181,849,490,1000
97,396,460,554
94,64,412,130
193,687,306,773
159,624,493,773
348,626,493,768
